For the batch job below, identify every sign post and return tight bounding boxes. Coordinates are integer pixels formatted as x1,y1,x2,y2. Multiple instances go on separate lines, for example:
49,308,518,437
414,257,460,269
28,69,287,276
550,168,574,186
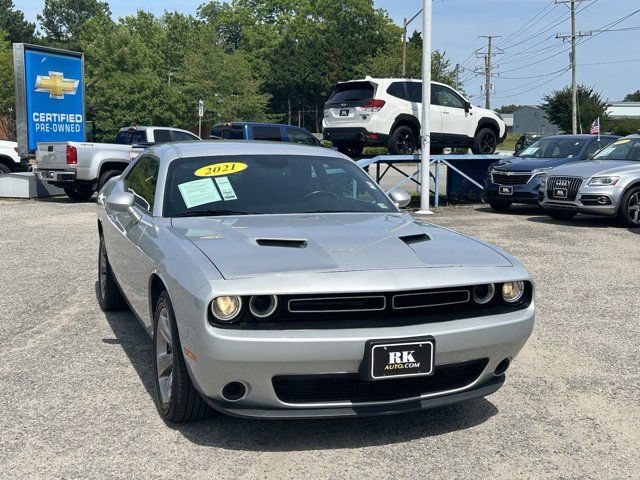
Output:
13,44,85,158
198,99,204,139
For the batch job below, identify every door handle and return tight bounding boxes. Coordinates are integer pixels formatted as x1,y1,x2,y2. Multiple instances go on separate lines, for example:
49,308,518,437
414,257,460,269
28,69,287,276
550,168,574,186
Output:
443,111,450,114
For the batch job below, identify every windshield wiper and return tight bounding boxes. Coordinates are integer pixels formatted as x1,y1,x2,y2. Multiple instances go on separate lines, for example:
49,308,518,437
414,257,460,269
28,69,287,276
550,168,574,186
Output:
173,209,258,217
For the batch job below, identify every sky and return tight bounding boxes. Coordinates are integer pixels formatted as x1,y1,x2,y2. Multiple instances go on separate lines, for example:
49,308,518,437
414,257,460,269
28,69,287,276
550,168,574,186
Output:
17,0,640,108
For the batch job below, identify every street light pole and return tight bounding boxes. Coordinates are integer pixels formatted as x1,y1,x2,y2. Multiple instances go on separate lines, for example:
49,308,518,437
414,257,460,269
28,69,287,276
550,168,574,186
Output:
401,8,423,77
418,0,433,215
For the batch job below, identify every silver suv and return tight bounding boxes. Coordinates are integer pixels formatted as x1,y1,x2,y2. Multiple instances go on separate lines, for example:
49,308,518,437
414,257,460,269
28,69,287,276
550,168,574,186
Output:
322,77,506,157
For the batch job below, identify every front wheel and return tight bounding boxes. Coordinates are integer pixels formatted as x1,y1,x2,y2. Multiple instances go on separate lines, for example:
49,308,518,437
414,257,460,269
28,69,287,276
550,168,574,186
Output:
472,128,498,154
64,183,94,201
97,236,126,311
617,186,640,228
548,211,576,221
388,125,417,155
153,291,209,423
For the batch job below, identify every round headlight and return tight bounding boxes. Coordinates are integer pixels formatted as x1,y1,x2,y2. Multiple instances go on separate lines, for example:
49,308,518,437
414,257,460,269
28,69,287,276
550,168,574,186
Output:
502,281,525,304
211,296,242,322
249,295,278,318
473,283,495,304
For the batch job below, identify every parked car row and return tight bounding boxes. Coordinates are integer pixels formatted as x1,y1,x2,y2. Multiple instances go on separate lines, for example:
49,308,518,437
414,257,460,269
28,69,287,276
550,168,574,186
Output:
485,134,640,227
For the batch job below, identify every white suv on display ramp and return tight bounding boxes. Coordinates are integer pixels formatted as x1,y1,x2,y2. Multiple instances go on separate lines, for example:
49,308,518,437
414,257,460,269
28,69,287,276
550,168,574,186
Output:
322,77,506,157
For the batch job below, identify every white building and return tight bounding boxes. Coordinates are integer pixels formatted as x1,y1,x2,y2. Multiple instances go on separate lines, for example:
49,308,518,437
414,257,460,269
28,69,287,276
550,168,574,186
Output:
606,102,640,119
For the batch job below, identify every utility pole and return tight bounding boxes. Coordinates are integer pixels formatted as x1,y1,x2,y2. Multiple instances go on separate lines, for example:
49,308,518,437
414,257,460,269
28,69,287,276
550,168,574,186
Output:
555,0,591,134
402,8,423,77
454,63,460,89
477,36,501,110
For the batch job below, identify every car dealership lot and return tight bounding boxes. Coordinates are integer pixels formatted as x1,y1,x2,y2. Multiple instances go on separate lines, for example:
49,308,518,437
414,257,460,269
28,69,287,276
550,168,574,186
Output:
1,198,638,479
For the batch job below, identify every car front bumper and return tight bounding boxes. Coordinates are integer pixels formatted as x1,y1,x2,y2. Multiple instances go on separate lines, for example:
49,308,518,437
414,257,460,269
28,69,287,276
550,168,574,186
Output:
539,183,621,216
485,177,544,204
182,306,534,418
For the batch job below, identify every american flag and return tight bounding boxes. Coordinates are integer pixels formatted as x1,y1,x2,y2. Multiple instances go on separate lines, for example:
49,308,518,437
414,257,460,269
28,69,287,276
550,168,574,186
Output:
590,118,600,135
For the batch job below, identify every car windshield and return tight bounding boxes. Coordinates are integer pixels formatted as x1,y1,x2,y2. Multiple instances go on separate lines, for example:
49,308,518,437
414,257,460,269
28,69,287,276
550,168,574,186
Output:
592,138,640,161
517,137,586,159
163,155,396,217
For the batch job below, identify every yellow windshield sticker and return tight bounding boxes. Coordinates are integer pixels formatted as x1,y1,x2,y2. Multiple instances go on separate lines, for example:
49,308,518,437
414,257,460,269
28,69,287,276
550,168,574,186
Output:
194,162,247,177
613,139,631,145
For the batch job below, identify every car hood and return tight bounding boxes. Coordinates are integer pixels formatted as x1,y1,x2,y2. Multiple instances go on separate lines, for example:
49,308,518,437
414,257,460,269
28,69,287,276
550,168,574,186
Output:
491,156,579,172
171,213,513,279
547,160,640,178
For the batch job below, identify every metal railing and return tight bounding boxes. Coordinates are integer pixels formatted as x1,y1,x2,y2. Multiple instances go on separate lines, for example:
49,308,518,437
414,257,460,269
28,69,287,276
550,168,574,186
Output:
356,154,502,207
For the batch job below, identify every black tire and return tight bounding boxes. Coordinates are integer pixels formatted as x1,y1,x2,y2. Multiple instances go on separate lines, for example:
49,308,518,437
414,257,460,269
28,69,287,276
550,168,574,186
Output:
548,211,576,221
388,125,417,155
97,235,127,311
64,184,94,201
153,291,209,423
98,169,123,192
335,142,364,158
472,128,498,154
0,163,11,174
617,186,640,228
489,200,512,211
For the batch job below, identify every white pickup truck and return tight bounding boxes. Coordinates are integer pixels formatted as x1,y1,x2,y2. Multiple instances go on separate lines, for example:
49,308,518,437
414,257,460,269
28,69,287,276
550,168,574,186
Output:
35,126,199,200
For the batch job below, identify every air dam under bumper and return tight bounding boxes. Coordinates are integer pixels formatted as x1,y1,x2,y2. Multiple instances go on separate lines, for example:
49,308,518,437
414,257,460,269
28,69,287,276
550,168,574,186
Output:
323,127,389,147
183,305,534,419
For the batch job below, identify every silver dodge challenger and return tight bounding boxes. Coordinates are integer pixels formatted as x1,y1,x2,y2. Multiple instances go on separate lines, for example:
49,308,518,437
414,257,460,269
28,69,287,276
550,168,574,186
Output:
96,141,534,422
539,135,640,226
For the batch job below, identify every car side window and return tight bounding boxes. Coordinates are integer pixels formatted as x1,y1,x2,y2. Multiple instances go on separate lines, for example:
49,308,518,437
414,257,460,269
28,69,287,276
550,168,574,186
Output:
253,126,283,141
154,129,172,143
124,156,160,212
172,130,198,142
407,82,422,103
286,127,317,146
387,82,406,100
432,85,465,109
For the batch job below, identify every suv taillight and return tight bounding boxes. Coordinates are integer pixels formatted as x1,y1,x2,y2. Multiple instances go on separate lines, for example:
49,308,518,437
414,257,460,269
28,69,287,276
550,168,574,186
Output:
361,99,385,112
66,145,77,164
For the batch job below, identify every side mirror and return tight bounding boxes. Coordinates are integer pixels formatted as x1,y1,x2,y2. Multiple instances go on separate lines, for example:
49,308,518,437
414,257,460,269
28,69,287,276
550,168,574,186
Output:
106,191,141,223
389,189,411,209
464,101,471,112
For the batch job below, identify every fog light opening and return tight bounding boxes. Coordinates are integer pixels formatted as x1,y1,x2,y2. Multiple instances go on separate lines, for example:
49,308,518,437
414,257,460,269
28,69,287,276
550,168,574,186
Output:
221,381,248,401
494,358,511,376
597,196,608,205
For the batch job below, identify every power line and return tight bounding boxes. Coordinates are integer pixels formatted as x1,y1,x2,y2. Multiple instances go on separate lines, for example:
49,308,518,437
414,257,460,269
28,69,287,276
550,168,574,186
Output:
493,69,569,100
494,1,559,48
578,57,640,66
494,68,569,80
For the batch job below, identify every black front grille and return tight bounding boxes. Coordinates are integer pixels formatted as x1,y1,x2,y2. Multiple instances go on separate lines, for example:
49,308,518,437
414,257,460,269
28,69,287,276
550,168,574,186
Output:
492,172,532,185
547,176,583,201
273,359,488,403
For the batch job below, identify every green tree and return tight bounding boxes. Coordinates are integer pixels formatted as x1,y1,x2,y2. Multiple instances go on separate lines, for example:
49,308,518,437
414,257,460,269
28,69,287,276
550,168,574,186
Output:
0,30,15,139
38,0,111,44
623,90,640,102
542,85,608,134
0,0,36,43
496,104,521,114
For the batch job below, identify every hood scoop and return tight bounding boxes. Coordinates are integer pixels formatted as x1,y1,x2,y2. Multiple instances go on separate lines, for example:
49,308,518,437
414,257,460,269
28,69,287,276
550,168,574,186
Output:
256,238,308,248
399,233,431,245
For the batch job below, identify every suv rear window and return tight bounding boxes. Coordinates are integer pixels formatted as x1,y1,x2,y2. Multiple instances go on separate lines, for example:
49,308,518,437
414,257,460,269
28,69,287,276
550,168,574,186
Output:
327,82,374,103
116,130,146,145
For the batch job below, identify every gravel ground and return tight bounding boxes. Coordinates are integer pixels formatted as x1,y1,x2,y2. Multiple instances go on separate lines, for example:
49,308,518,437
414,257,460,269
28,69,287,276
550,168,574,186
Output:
1,198,638,479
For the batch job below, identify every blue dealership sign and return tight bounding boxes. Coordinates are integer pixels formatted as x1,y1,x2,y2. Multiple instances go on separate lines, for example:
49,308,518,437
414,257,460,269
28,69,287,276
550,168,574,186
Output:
13,44,85,155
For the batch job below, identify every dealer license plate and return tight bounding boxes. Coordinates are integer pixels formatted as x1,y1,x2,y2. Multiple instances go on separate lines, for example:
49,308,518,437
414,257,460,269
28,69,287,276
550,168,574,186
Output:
364,337,435,380
499,186,513,195
554,188,568,199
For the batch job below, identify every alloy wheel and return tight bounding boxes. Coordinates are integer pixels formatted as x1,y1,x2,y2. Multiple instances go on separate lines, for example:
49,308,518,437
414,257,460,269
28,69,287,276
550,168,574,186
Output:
155,308,174,405
396,132,414,154
628,192,640,225
480,132,497,153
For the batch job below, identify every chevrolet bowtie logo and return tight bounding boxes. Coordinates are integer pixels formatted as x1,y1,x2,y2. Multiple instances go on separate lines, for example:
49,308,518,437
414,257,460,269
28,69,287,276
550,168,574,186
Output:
34,71,79,99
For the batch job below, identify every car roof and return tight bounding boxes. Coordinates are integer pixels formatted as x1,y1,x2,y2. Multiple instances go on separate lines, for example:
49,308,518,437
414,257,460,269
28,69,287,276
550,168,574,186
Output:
337,77,448,87
211,122,304,129
540,134,618,140
147,140,344,161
